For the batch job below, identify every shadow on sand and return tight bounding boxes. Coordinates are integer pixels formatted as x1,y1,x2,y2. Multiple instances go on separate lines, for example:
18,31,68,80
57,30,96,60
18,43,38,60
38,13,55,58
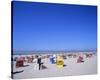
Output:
23,65,29,67
12,70,24,74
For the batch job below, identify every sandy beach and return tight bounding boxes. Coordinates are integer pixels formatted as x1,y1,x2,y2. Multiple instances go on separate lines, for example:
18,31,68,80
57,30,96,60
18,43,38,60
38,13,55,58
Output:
12,52,97,79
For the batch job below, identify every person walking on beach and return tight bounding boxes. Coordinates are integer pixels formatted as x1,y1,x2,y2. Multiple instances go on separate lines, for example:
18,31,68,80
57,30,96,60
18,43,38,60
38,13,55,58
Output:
37,56,42,70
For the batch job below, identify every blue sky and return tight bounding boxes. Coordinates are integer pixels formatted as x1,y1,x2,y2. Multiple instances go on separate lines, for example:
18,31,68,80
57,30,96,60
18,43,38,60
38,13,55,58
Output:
12,1,97,51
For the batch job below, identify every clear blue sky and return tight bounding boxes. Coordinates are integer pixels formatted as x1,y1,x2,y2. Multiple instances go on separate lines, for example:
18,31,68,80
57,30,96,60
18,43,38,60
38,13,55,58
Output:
12,1,97,51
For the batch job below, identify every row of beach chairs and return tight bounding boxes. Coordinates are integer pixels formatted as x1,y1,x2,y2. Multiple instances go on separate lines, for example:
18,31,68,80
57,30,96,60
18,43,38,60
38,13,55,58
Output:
15,54,93,68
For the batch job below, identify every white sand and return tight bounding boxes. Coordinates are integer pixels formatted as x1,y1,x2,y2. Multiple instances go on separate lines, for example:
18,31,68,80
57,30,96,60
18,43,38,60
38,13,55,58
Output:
12,54,97,79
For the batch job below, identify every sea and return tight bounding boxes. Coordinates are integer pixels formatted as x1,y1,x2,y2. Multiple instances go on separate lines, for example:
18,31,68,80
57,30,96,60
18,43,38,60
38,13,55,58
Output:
12,50,97,55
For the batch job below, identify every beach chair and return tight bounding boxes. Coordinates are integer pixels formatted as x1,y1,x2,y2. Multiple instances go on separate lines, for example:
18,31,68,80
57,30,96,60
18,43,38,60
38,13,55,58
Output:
50,57,56,64
56,56,64,68
62,55,67,59
21,57,24,61
26,56,33,63
67,54,72,58
86,54,92,58
73,54,77,58
16,58,24,68
77,56,84,63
